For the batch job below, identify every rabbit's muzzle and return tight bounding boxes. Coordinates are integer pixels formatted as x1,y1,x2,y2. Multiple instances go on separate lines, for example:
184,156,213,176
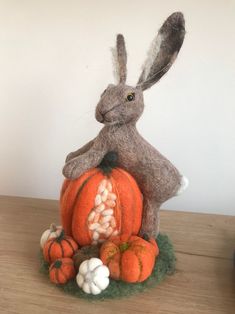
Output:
96,108,105,123
95,106,120,124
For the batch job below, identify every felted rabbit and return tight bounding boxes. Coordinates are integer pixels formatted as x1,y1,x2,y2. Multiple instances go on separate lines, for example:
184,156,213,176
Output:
63,12,188,237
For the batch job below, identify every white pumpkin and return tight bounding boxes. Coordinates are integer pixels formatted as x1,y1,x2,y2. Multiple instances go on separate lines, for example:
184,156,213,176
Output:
40,223,62,248
76,258,110,295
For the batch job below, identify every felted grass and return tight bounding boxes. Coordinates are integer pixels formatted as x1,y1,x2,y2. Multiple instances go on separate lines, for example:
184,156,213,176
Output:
39,233,176,300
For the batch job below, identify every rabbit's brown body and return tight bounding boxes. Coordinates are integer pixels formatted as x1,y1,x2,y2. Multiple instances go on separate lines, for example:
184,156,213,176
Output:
63,12,187,237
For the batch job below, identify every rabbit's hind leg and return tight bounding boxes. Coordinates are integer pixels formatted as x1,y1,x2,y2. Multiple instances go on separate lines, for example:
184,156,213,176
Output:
139,198,160,239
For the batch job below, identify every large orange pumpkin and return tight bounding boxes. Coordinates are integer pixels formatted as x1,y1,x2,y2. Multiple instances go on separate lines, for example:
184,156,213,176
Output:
100,234,159,283
60,153,143,247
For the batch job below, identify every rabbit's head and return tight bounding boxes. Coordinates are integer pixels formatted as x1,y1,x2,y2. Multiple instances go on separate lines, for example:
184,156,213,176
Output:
95,12,185,126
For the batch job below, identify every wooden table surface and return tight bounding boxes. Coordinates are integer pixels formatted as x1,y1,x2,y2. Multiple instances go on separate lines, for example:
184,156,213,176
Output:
1,195,235,314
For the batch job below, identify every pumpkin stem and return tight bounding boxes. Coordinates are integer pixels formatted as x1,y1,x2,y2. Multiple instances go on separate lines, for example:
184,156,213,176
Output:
119,242,129,252
50,223,57,232
53,260,62,269
98,151,118,174
56,230,65,242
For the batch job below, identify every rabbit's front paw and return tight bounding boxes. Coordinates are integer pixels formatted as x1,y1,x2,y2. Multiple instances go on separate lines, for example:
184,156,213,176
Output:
62,160,79,179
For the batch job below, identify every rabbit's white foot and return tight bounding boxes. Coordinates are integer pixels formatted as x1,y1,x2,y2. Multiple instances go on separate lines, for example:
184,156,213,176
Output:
176,176,189,196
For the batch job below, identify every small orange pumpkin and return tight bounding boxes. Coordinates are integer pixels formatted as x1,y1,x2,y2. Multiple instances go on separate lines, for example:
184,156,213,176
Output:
49,258,76,284
100,234,159,283
43,230,78,263
60,154,143,247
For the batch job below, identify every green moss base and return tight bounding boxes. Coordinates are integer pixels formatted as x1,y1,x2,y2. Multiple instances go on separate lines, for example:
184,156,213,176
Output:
39,233,176,300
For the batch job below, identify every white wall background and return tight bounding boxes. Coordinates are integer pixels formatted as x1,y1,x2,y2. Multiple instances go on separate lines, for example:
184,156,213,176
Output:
0,0,235,215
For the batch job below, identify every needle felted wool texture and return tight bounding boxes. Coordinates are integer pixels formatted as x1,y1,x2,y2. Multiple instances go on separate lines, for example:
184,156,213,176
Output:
60,156,143,247
63,12,187,238
39,233,176,300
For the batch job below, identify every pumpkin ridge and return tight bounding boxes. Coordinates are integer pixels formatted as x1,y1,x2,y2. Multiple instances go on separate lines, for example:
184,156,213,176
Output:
61,179,70,198
128,244,155,282
121,169,143,235
60,241,65,258
61,169,99,235
116,168,136,234
116,168,136,231
117,168,143,235
47,239,54,263
60,182,76,230
136,253,143,282
55,268,60,284
64,238,76,255
59,266,68,283
71,170,99,221
111,169,135,235
110,177,121,234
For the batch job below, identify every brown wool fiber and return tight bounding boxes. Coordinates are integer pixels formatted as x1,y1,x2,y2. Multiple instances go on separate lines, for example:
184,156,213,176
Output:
63,12,186,238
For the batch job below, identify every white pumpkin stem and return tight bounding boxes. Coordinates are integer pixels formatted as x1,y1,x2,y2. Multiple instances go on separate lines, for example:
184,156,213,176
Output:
49,223,57,232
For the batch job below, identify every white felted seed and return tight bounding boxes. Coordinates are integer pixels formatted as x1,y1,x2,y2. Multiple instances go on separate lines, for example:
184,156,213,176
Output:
89,223,100,231
98,184,106,194
97,227,107,234
101,222,110,229
112,230,119,237
88,211,96,222
92,231,99,240
95,203,105,213
95,194,102,206
101,189,108,202
100,179,108,188
105,226,113,237
105,200,116,208
107,181,112,192
102,209,113,216
100,216,112,224
93,213,100,223
107,193,117,201
110,217,116,228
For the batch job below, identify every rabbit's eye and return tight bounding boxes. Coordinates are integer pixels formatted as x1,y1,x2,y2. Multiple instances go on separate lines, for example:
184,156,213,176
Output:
126,93,135,102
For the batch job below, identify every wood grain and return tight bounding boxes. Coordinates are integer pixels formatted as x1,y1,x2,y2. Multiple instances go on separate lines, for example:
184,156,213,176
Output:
0,195,235,314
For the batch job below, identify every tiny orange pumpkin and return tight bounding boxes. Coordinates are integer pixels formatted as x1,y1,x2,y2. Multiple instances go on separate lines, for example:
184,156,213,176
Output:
49,258,76,284
43,230,78,263
100,234,159,283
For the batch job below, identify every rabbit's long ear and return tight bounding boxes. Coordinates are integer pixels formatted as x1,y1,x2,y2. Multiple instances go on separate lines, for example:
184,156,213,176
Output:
116,34,127,84
137,12,185,91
